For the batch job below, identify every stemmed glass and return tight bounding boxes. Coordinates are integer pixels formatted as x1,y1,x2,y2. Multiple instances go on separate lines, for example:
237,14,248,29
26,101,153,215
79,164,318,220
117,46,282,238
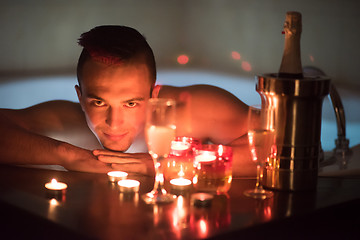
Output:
142,98,177,204
244,105,275,199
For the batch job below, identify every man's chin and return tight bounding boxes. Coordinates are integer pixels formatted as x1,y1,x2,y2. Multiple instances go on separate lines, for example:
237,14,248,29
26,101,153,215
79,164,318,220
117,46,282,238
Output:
102,146,128,152
101,142,131,152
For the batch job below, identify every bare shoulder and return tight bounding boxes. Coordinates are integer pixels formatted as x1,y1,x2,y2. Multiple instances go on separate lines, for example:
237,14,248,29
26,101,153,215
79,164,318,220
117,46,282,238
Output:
159,84,237,97
0,100,85,133
158,84,249,144
0,100,100,149
159,84,248,114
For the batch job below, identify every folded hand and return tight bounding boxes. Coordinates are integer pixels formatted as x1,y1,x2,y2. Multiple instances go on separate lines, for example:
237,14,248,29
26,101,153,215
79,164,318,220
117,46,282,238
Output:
93,149,154,176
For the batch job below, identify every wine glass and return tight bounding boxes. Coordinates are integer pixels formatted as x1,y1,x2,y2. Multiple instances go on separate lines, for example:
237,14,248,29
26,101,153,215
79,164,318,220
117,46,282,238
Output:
142,98,177,204
244,105,275,199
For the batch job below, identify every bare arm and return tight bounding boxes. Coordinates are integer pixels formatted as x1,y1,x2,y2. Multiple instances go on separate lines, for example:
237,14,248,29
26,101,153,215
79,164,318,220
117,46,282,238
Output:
0,101,112,173
228,135,257,177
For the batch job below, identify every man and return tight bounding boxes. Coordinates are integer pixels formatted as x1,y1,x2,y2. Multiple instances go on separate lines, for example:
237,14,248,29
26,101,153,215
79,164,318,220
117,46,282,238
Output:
0,25,255,177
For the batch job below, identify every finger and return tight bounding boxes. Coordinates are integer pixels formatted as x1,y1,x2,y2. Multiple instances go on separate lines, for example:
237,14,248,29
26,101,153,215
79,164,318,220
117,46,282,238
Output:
93,149,131,157
97,155,142,164
111,163,147,175
93,149,122,156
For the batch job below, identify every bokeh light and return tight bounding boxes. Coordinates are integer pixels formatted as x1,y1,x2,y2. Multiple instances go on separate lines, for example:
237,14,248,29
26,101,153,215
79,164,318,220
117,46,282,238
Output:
241,61,252,72
231,50,252,72
177,54,189,65
231,51,241,60
309,54,315,62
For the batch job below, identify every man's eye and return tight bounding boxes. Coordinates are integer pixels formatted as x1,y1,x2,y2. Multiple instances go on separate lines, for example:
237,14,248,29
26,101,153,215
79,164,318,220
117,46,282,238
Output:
126,102,137,108
92,100,105,107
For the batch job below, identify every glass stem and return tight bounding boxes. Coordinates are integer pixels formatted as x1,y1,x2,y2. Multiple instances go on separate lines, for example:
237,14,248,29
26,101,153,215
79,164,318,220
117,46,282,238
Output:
152,156,167,195
255,164,264,192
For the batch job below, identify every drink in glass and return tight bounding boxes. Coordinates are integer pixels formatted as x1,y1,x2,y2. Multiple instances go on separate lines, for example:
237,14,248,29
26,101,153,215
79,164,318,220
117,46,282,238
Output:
142,98,177,204
244,105,275,199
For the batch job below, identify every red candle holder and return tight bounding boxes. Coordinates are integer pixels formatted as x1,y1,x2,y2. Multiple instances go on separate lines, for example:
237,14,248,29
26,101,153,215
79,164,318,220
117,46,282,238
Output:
193,144,233,194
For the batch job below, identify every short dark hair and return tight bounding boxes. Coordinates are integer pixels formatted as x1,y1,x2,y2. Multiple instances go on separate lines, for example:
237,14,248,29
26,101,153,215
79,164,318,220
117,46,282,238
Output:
77,25,156,88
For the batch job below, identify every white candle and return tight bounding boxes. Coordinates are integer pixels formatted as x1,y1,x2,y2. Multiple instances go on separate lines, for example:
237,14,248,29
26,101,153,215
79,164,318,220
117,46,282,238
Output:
171,141,190,151
170,178,192,187
195,151,216,162
118,179,140,193
45,179,67,191
170,177,192,192
107,171,128,182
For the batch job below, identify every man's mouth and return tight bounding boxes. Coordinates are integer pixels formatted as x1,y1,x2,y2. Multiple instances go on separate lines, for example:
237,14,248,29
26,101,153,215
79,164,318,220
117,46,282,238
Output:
103,132,128,141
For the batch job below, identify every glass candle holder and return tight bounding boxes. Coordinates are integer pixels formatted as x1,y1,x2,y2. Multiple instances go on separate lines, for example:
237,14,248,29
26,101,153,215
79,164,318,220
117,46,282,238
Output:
169,136,201,157
165,137,201,190
193,144,233,194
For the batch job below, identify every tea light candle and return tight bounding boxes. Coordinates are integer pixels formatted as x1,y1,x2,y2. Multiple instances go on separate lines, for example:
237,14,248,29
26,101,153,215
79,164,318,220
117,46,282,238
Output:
195,151,216,162
45,179,67,191
170,177,192,191
107,171,128,182
171,140,191,157
45,179,67,198
171,141,190,151
118,179,140,193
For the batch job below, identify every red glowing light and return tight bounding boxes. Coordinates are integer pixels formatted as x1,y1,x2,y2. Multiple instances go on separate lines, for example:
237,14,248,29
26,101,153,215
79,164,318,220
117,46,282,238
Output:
309,55,315,62
231,51,241,60
177,55,189,65
241,61,252,72
264,206,272,220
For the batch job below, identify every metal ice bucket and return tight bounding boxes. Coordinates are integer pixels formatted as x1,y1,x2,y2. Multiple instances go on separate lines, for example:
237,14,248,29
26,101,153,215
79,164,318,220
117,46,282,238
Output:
256,73,331,191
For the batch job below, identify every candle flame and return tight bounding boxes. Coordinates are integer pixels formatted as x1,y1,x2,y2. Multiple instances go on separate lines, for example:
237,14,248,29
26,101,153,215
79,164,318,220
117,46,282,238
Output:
178,168,185,178
218,145,224,155
50,198,59,206
51,179,58,184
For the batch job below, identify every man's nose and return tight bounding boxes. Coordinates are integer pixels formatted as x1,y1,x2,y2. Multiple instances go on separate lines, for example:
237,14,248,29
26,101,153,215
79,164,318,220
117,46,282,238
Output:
106,107,124,129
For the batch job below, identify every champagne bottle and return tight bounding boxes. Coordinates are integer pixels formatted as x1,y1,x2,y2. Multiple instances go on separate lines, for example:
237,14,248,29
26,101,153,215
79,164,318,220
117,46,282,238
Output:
278,11,304,79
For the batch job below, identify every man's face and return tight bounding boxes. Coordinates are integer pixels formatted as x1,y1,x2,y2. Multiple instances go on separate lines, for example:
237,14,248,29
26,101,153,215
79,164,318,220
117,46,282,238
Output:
76,58,152,152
